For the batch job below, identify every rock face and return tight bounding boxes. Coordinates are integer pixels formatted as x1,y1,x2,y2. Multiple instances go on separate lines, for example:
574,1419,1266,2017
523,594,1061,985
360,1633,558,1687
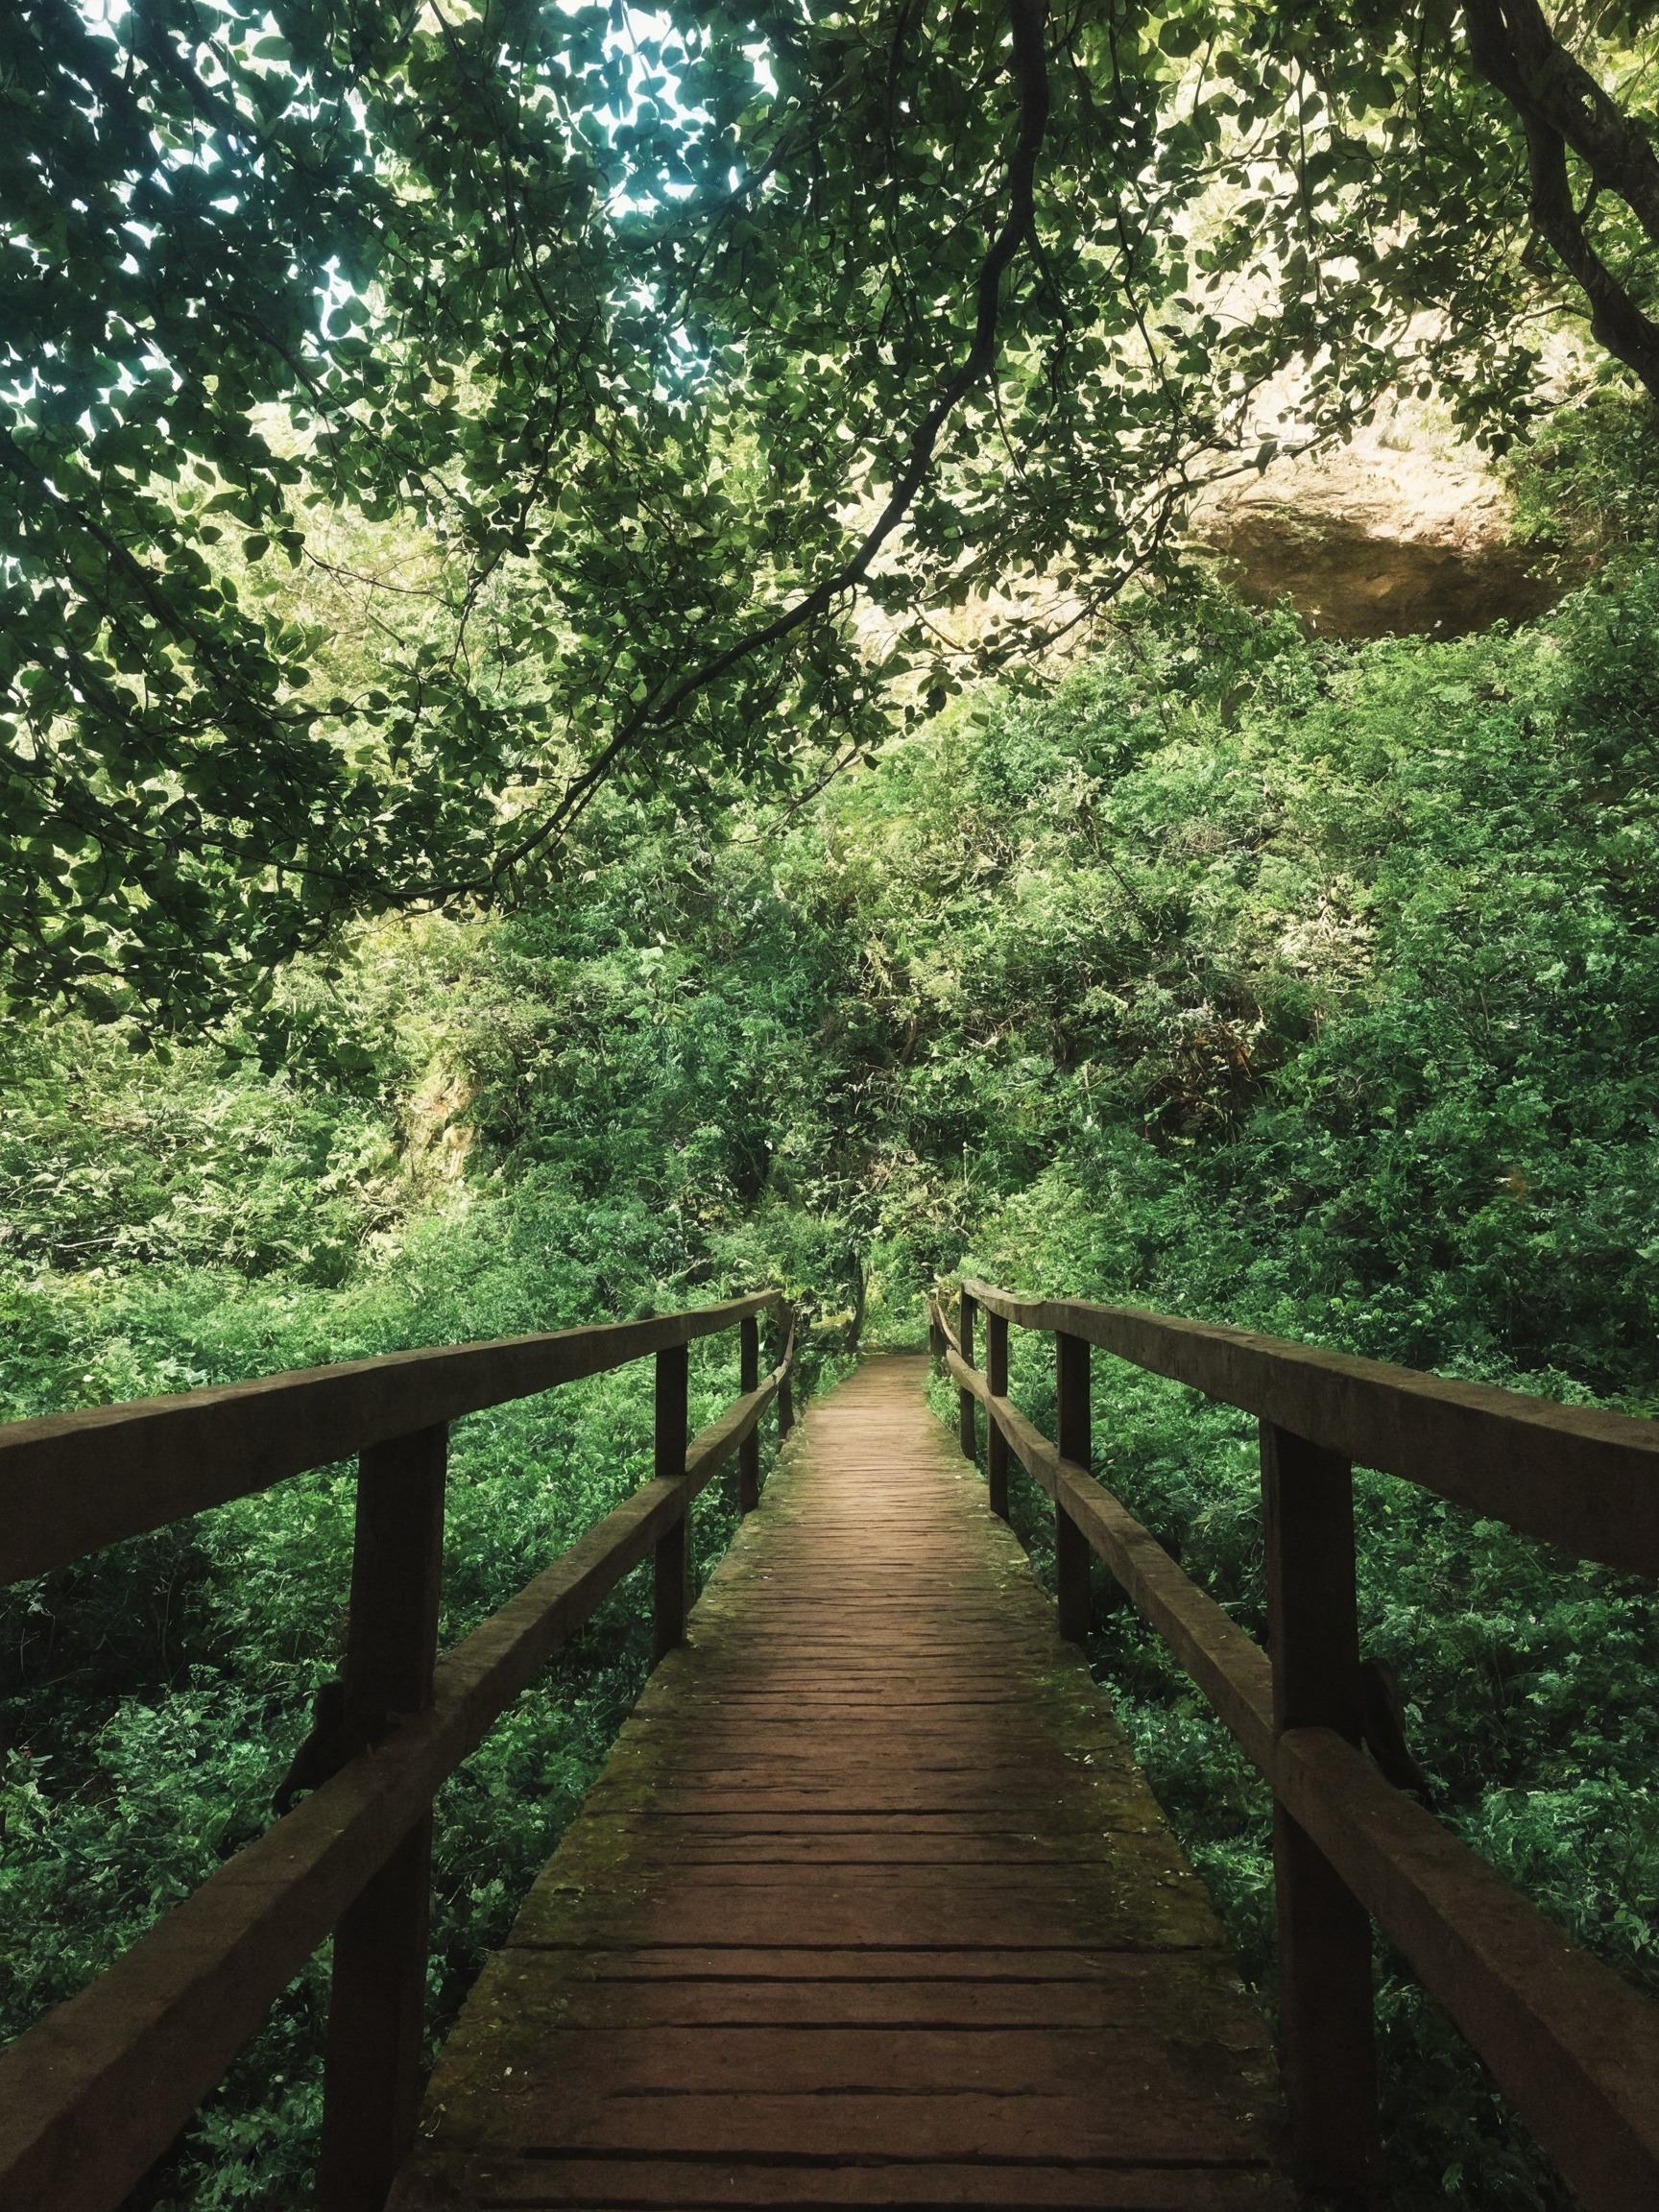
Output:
1191,429,1580,638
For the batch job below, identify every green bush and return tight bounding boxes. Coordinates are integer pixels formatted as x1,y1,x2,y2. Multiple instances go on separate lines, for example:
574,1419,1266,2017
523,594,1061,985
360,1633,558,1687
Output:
7,560,1659,2205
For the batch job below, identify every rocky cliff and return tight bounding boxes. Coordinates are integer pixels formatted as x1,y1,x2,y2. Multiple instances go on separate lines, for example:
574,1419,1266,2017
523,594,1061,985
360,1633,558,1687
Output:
1190,421,1579,637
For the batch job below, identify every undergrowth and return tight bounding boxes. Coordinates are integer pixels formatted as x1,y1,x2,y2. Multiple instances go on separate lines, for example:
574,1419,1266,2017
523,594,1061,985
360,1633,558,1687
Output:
7,525,1659,2203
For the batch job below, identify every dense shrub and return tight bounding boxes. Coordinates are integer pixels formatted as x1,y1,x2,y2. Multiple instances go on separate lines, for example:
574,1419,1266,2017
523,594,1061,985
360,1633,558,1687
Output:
6,562,1659,2205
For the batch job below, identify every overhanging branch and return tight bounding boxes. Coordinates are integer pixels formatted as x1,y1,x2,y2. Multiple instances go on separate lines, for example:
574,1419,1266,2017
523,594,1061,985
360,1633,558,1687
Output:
1465,0,1659,399
471,0,1052,890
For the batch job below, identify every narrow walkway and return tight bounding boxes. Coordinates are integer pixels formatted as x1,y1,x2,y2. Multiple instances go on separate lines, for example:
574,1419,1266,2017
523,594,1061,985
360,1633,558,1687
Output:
392,1358,1287,2209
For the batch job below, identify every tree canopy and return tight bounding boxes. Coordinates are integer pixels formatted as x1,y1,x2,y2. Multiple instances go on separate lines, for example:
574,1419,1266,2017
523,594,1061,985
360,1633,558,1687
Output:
8,0,1659,1025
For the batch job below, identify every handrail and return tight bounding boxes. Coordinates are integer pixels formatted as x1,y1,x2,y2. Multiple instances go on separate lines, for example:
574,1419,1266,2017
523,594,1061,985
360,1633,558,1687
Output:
961,1279,1659,1575
933,1280,1659,2212
0,1291,781,1585
0,1293,796,2212
946,1345,1276,1769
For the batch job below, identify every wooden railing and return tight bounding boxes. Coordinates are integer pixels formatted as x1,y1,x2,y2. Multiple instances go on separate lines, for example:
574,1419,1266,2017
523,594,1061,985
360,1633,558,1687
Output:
931,1278,1659,2212
0,1292,795,2212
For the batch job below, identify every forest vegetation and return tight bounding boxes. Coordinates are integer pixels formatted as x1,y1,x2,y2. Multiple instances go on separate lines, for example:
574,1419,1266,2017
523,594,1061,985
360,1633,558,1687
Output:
9,0,1659,2206
9,403,1659,2202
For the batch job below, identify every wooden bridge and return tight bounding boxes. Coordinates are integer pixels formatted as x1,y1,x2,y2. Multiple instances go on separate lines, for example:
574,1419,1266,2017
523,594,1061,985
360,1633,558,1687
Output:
1,1283,1658,2211
390,1355,1284,2211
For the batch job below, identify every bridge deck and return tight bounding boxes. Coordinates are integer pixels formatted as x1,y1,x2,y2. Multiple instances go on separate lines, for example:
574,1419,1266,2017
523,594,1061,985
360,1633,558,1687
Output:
391,1356,1288,2210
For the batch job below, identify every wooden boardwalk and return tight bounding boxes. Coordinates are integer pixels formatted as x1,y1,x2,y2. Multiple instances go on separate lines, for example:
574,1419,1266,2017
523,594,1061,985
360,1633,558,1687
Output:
391,1357,1288,2211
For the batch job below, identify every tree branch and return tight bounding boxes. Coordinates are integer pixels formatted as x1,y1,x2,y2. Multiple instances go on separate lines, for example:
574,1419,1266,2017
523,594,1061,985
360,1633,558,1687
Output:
479,0,1051,890
1464,0,1659,399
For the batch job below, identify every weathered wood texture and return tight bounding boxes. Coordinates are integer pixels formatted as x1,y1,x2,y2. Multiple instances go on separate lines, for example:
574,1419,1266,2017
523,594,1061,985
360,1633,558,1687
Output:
390,1357,1288,2211
651,1345,691,1664
1261,1422,1375,2202
0,1292,781,1584
945,1294,1659,2211
958,1288,978,1461
1054,1331,1092,1645
985,1310,1010,1521
0,1352,790,2212
739,1314,760,1514
317,1424,448,2211
961,1279,1659,1574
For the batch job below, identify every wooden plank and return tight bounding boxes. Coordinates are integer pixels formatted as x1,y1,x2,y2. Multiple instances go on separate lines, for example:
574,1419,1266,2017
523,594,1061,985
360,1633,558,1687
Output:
470,2023,1281,2109
317,1424,448,2212
952,1310,1659,2209
986,1309,1010,1520
583,1772,1147,1808
499,1944,1241,1983
739,1314,760,1512
776,1307,797,1436
479,2092,1273,2165
947,1349,1274,1771
0,1470,688,2212
392,1357,1288,2210
960,1278,1659,1574
488,1960,1246,2027
405,2086,1281,2174
652,1347,690,1663
560,1822,1156,1860
629,1683,1052,1704
1275,1726,1659,2212
506,1876,1222,1957
0,1292,781,1583
1260,1420,1375,2199
471,2162,1292,2208
958,1290,978,1460
1054,1331,1091,1642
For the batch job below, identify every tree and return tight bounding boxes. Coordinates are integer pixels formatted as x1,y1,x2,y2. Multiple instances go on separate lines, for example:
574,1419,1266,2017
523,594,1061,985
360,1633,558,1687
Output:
6,0,1659,1030
1464,0,1659,400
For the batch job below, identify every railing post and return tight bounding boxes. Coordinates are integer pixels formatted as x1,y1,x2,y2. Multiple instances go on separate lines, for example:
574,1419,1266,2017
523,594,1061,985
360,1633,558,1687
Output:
316,1422,446,2212
738,1314,760,1514
777,1308,794,1438
1054,1332,1091,1641
1261,1420,1378,2204
957,1289,978,1461
986,1310,1009,1521
652,1343,690,1665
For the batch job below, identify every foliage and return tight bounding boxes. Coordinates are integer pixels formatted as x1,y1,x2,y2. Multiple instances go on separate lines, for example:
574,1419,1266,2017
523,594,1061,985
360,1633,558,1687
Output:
8,555,1659,2203
0,1021,395,1285
14,2,1659,2200
1507,382,1659,559
12,0,1659,1025
1,1268,809,2206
